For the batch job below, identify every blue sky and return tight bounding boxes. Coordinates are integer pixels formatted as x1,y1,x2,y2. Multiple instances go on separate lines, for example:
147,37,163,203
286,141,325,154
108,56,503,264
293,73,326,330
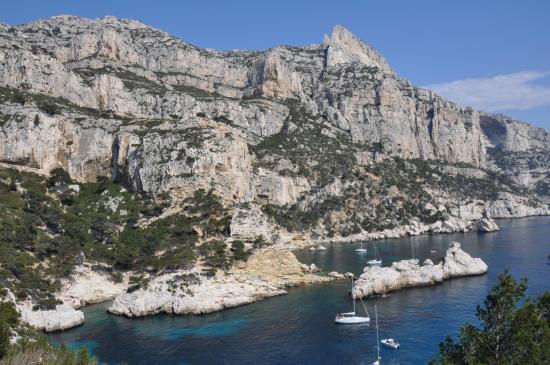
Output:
2,0,549,129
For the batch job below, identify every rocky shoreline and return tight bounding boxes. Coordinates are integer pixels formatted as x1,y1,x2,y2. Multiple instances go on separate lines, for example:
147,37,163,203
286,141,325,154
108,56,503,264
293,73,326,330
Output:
352,242,488,299
312,216,501,246
12,214,547,332
107,246,332,317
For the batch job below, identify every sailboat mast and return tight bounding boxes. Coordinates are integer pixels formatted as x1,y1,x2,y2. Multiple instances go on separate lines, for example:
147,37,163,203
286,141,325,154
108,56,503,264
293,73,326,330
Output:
352,277,356,314
375,305,380,360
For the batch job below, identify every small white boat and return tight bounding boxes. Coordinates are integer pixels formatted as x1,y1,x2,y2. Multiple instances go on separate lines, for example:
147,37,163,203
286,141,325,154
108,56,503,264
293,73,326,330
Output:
366,246,382,266
355,242,367,253
334,278,370,324
381,338,400,349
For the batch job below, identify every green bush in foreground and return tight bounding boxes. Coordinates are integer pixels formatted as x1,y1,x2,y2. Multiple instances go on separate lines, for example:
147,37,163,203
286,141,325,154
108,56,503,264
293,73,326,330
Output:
0,337,96,365
430,270,550,365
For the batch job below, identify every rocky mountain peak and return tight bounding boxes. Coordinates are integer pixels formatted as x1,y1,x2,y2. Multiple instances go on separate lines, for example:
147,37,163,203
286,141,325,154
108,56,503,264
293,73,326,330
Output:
323,25,393,73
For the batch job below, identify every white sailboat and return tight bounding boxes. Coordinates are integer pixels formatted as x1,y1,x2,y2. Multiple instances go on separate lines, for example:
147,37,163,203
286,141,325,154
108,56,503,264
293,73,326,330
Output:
366,246,382,266
355,242,367,253
334,278,370,324
371,305,381,365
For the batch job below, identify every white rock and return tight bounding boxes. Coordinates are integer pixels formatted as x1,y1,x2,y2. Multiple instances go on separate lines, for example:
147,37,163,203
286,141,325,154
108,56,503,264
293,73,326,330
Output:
352,242,487,298
475,217,500,232
309,263,320,273
108,246,331,317
56,264,129,308
19,304,84,332
328,271,345,279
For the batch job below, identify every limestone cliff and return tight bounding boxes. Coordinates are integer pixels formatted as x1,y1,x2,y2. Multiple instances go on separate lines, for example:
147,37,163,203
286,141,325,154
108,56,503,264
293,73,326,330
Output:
0,15,548,245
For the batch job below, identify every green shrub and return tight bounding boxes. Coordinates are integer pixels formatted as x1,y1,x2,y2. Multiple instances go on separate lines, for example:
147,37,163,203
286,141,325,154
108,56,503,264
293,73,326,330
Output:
253,236,267,249
8,179,16,192
0,301,20,358
231,240,251,261
37,297,62,311
1,335,97,364
38,102,58,116
11,92,26,105
430,270,550,364
47,168,71,188
110,272,123,284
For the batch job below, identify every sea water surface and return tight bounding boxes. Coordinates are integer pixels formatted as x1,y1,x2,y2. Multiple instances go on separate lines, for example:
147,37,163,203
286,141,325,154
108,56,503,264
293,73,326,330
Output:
48,217,550,365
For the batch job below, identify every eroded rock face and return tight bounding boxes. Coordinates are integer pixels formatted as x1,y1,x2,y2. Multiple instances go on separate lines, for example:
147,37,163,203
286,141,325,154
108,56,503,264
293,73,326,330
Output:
481,113,550,202
0,15,548,245
352,242,487,298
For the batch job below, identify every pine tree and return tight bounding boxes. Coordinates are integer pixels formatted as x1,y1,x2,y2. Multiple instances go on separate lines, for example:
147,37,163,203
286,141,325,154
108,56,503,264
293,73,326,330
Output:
430,270,550,364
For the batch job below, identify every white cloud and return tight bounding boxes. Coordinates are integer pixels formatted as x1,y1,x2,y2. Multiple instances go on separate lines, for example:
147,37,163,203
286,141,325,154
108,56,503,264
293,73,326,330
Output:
423,71,550,111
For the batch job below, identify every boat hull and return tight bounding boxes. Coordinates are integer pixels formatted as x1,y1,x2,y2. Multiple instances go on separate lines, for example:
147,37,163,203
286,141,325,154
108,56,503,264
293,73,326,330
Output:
334,316,370,324
381,340,400,349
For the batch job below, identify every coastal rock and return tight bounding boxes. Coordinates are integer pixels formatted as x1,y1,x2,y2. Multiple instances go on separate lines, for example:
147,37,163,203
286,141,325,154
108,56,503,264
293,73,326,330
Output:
485,194,550,218
108,274,286,317
19,304,84,332
442,242,488,278
108,246,331,317
328,271,345,279
2,287,84,332
309,263,320,273
352,242,487,298
475,217,500,232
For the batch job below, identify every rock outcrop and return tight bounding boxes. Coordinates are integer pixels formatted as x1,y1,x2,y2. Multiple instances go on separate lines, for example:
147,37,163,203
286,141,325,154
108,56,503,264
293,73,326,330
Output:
56,263,130,308
108,273,287,317
18,304,84,332
475,217,499,232
352,242,487,298
108,246,331,317
1,288,84,332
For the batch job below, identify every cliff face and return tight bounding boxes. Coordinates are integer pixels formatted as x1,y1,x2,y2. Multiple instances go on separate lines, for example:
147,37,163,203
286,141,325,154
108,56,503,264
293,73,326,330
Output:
0,16,548,242
481,113,550,202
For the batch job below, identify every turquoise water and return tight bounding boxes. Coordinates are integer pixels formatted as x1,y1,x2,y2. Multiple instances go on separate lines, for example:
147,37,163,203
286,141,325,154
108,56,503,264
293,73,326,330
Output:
48,217,550,365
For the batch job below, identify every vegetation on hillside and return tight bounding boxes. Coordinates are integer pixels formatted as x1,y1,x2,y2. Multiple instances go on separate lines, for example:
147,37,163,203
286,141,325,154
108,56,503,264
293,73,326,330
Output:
0,167,248,303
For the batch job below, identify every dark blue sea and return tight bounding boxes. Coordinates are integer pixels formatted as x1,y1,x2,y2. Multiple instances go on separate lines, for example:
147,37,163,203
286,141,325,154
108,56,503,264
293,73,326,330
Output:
48,217,550,365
